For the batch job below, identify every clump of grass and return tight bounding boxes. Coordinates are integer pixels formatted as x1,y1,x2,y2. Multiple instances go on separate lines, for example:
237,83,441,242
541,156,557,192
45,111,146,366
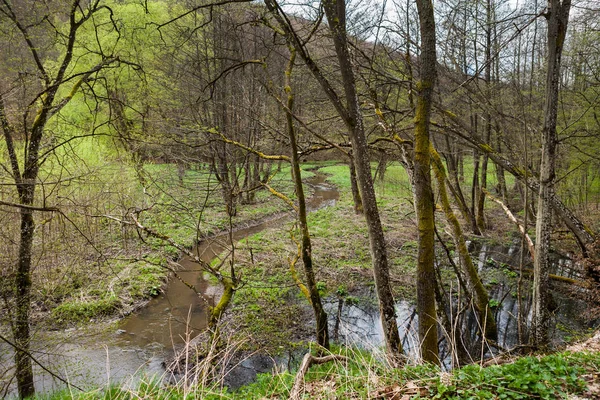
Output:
51,296,120,325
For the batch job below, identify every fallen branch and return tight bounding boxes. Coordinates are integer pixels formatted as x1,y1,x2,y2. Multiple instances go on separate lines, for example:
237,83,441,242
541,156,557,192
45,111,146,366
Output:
483,188,535,261
289,352,348,400
520,267,587,287
498,262,588,288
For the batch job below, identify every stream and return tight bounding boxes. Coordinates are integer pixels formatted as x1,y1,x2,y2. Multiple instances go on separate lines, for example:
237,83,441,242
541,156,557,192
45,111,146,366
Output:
0,172,339,396
1,171,597,396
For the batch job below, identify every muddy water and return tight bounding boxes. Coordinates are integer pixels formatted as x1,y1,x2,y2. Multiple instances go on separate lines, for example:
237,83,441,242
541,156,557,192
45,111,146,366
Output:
118,172,339,348
0,173,339,397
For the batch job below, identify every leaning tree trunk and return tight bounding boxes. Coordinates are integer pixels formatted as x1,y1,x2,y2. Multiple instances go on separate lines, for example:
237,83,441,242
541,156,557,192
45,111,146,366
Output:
431,147,497,341
321,0,403,359
414,0,440,364
532,0,571,348
285,48,330,350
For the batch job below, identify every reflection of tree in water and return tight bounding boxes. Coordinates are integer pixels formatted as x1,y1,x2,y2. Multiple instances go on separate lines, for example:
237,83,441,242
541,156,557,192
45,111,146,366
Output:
325,243,592,367
325,296,420,358
453,244,588,361
326,297,382,345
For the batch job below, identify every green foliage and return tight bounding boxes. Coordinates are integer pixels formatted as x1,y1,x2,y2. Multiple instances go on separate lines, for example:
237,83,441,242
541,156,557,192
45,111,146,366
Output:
316,281,327,296
431,352,598,399
34,348,600,400
488,298,501,309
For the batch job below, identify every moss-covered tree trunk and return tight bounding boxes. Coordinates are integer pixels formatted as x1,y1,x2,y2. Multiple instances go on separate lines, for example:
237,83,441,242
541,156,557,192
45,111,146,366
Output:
532,0,571,348
414,0,439,365
285,48,330,350
14,205,35,399
431,148,497,341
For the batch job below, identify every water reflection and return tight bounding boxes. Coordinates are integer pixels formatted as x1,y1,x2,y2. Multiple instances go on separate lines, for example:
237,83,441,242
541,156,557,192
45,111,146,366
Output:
0,172,339,397
324,243,596,368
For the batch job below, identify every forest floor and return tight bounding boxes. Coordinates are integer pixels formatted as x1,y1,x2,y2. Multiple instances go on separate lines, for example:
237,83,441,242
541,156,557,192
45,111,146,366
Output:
216,162,595,355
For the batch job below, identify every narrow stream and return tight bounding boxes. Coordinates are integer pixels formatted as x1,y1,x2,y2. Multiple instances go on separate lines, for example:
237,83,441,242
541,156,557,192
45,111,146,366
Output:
0,172,339,396
1,172,597,396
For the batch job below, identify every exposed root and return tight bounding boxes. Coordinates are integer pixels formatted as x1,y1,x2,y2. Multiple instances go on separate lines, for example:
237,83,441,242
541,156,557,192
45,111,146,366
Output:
289,352,348,400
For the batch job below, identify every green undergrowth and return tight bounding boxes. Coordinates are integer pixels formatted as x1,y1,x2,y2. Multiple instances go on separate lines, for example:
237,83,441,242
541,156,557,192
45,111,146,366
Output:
223,163,422,351
34,349,600,399
39,161,314,327
431,351,600,399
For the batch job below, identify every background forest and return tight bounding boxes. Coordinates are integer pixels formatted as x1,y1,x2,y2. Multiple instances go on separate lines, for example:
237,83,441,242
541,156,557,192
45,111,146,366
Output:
1,0,599,398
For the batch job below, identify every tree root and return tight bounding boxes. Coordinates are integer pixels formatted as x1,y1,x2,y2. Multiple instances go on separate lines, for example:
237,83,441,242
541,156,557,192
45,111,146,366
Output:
289,353,348,400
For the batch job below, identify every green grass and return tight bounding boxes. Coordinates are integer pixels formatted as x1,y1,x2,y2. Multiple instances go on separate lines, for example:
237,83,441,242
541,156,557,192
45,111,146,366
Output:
33,349,600,399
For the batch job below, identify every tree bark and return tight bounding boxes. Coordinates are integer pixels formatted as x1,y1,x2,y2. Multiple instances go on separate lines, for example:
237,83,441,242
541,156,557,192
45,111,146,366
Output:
532,0,571,348
14,209,35,399
414,0,440,364
285,48,330,350
348,153,364,214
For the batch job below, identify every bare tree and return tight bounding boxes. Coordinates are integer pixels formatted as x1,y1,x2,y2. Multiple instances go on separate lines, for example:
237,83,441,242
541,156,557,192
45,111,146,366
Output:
0,1,119,397
414,0,440,364
263,0,404,360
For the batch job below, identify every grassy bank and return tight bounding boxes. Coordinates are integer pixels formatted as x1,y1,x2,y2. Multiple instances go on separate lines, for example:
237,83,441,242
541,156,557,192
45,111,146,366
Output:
34,347,600,399
3,156,312,328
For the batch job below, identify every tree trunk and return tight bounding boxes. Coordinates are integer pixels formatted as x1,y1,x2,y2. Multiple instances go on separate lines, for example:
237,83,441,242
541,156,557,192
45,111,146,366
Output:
443,135,474,226
471,145,481,234
14,208,35,399
348,153,364,214
414,0,439,364
532,0,571,348
285,48,329,350
494,131,507,202
321,0,403,360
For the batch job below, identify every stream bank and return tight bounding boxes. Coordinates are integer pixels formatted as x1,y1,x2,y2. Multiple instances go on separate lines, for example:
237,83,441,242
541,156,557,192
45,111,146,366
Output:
0,171,339,397
1,165,598,398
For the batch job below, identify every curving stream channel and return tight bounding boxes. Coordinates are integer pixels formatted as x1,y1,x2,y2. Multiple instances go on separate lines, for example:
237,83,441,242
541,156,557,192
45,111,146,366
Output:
1,171,597,396
0,172,339,397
